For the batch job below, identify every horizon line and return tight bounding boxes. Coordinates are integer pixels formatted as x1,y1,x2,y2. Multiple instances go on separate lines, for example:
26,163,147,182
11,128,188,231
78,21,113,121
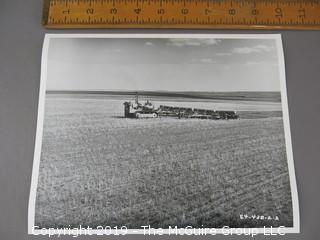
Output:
46,89,281,93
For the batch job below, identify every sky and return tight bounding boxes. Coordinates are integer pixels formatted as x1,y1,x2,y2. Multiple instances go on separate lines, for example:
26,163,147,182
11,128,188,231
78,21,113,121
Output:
46,37,281,92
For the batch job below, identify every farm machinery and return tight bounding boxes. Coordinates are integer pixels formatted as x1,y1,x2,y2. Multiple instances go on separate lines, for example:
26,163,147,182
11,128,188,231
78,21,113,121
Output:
123,99,158,118
123,95,239,120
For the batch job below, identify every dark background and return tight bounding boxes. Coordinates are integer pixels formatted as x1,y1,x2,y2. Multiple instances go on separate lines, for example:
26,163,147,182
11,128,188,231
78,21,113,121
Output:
0,0,319,239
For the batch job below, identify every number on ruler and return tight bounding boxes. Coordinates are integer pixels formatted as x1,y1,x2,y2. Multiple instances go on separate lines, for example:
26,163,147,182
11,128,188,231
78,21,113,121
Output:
62,9,70,14
181,8,189,14
275,8,283,18
298,8,306,18
229,9,236,15
134,8,141,14
157,9,165,14
251,9,259,15
205,9,212,15
110,8,117,14
86,8,94,14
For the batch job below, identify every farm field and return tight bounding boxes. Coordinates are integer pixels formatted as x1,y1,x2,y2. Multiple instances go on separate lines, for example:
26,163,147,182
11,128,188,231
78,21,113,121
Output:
35,94,292,229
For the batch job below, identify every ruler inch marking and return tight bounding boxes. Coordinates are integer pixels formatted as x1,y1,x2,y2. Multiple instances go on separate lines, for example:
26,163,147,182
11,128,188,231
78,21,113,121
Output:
43,0,320,29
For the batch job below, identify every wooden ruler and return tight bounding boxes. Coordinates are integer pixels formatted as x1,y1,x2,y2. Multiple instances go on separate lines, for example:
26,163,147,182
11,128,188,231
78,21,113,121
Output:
43,0,320,29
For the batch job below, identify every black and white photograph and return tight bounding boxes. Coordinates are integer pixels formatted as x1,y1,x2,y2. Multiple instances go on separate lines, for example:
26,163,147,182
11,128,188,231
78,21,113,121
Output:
28,34,299,234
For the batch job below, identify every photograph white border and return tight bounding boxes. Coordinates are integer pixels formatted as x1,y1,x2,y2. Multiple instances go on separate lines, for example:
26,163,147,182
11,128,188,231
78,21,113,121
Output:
28,33,300,235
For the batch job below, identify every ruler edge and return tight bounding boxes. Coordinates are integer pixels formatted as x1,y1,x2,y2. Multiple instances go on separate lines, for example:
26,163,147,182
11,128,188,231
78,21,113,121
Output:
44,24,320,30
42,0,320,30
42,0,51,27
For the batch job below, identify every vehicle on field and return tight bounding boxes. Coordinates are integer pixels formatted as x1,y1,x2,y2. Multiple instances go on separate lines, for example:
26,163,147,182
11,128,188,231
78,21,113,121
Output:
123,94,239,120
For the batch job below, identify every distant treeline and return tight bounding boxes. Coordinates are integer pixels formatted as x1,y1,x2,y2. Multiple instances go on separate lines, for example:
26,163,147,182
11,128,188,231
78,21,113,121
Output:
46,90,281,102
